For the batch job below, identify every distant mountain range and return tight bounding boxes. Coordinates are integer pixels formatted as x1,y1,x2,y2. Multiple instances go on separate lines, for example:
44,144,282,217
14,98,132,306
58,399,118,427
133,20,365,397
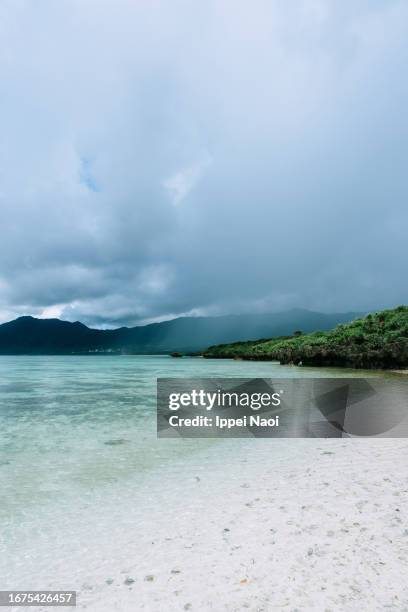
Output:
0,309,363,355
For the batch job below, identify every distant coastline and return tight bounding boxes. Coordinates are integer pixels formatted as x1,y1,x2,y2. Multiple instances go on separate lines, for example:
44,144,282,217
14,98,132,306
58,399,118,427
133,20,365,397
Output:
202,306,408,370
0,309,362,356
1,307,407,369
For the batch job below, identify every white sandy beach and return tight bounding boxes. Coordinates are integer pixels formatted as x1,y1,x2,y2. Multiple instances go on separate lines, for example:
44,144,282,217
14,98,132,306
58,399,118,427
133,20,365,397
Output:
3,438,408,612
1,357,407,612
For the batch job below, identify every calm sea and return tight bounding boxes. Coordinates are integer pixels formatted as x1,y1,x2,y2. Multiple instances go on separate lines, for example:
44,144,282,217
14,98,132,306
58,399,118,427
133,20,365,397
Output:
0,355,386,516
0,355,387,592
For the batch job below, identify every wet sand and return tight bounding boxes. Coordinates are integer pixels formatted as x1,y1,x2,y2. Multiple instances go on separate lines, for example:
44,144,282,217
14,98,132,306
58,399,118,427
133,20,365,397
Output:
1,357,406,611
7,439,406,612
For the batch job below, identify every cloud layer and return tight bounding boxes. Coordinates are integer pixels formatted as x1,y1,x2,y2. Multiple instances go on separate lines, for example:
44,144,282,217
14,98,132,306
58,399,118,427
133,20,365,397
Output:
0,0,407,326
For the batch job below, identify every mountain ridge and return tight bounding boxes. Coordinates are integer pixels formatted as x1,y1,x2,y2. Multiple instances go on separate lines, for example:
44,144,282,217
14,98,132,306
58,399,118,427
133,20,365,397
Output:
0,309,364,355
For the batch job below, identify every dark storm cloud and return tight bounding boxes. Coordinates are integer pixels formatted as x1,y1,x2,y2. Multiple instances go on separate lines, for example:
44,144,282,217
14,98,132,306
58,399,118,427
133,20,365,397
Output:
0,0,407,326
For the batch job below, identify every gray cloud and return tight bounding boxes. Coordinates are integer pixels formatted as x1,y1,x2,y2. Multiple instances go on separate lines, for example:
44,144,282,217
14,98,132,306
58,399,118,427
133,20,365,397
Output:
0,0,407,326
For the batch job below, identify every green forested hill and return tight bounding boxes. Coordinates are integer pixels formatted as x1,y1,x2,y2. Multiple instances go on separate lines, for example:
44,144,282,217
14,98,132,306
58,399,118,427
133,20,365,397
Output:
0,309,360,354
203,306,408,369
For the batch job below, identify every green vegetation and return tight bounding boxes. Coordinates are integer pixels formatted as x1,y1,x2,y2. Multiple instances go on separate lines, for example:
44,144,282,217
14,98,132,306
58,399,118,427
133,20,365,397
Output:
203,306,408,369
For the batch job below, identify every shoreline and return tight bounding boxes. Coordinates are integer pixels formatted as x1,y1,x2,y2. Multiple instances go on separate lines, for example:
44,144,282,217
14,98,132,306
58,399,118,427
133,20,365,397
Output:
1,355,407,611
2,438,408,611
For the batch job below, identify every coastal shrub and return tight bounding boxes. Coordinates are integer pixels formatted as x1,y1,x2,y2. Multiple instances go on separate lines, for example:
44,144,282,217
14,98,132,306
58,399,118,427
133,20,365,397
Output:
203,306,408,369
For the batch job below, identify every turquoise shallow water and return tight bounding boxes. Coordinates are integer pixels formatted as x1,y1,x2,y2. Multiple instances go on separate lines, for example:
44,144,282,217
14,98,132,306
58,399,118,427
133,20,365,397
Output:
0,354,385,522
0,355,401,602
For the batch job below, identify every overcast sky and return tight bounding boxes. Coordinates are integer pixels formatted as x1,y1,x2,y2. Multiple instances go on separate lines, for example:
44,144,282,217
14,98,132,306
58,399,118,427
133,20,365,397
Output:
0,0,407,327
